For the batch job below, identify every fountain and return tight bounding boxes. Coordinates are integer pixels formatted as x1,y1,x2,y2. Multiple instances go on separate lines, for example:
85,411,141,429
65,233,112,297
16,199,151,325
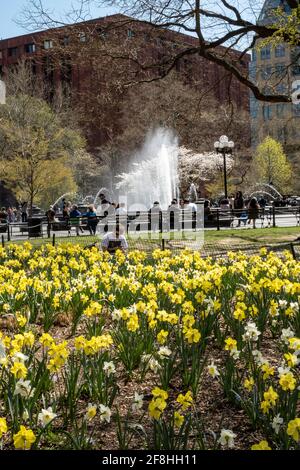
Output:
52,192,77,211
115,128,179,210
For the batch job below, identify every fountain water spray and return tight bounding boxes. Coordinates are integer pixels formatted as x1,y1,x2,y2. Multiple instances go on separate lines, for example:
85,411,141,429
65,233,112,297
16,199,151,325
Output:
115,128,179,210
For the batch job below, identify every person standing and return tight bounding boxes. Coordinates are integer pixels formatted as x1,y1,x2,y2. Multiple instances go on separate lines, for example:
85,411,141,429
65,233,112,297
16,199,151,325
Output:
0,207,8,224
21,202,28,222
234,191,245,227
149,201,162,232
248,197,260,229
168,199,180,230
7,207,15,223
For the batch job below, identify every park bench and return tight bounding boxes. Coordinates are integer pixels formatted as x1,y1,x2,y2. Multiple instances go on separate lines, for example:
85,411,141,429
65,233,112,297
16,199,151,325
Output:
0,222,8,234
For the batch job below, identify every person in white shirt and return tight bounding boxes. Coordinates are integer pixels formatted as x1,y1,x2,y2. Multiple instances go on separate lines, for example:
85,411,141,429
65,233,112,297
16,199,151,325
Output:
115,203,127,215
183,199,197,212
101,224,128,254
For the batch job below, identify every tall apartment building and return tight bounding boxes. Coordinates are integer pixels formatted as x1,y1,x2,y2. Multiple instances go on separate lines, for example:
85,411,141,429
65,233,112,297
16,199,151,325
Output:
250,0,300,186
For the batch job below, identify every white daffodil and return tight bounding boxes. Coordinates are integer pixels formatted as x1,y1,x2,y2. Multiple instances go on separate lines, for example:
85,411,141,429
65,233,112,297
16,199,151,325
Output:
0,340,6,360
14,379,34,398
272,414,283,434
278,365,291,376
141,354,151,364
99,404,111,423
12,352,29,363
38,407,57,427
148,357,161,373
252,349,264,365
242,322,261,342
280,327,295,345
103,361,116,376
157,346,172,358
290,302,299,313
22,410,29,421
219,429,237,448
207,361,220,378
132,392,144,412
111,309,122,321
231,349,240,360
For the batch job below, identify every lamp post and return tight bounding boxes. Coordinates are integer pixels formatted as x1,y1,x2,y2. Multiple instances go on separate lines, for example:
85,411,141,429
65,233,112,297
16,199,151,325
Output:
214,135,234,199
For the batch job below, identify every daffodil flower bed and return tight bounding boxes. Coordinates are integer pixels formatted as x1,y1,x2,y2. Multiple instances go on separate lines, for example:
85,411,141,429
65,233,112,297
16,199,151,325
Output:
0,242,299,450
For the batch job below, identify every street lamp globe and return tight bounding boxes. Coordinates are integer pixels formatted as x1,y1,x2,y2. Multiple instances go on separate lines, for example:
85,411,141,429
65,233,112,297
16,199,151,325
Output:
219,135,229,144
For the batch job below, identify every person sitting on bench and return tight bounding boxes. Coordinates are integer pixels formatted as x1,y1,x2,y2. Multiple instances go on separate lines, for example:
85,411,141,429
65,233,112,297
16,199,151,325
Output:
69,205,84,236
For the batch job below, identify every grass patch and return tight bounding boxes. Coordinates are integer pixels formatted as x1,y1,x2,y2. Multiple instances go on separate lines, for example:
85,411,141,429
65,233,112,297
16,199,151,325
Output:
4,226,299,251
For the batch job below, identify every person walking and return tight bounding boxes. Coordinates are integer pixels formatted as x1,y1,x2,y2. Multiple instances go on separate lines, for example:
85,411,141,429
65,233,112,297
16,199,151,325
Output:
83,205,98,235
46,205,56,235
69,205,83,236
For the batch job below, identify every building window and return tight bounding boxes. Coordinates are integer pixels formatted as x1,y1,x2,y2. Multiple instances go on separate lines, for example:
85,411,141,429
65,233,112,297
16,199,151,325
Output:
276,83,287,94
263,105,272,120
8,47,18,57
249,62,256,80
291,46,300,75
25,43,36,54
275,45,285,57
260,65,272,80
260,46,271,60
276,104,285,117
79,32,87,43
63,36,70,46
293,104,300,117
275,63,286,78
292,65,300,75
44,40,53,50
277,127,286,142
250,102,258,118
97,28,108,40
127,29,135,38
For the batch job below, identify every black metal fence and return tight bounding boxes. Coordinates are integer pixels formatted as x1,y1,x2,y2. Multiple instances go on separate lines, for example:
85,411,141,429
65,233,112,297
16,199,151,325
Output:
0,206,299,244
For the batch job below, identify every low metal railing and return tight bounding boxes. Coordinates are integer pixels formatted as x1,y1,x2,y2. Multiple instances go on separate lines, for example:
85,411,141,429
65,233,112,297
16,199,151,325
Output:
0,206,299,242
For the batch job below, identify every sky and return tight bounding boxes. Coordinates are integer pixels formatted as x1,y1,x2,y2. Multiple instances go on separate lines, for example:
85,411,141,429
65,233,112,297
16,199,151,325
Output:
0,0,117,39
0,0,264,41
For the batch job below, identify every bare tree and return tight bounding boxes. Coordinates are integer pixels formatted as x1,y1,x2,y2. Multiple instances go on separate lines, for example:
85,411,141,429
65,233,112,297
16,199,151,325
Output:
97,73,251,195
18,0,300,103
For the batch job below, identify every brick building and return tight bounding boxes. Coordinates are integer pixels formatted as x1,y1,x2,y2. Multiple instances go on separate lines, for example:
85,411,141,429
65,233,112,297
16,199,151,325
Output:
0,14,250,146
0,14,251,205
